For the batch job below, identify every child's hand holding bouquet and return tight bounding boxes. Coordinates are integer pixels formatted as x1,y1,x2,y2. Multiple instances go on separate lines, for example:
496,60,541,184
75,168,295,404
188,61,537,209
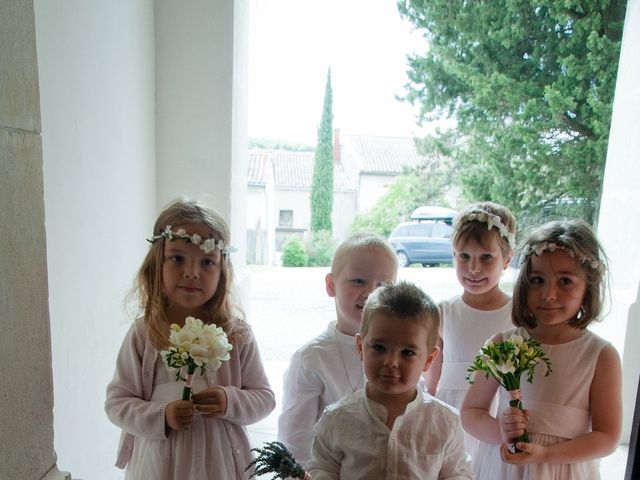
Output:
162,316,233,400
466,333,552,452
161,317,233,432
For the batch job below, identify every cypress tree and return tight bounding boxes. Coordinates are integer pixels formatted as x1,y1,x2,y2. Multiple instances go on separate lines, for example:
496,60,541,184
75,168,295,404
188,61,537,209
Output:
310,69,334,232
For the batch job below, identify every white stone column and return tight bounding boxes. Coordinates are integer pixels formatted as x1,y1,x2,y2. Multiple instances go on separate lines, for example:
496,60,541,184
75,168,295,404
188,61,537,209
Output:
0,1,69,479
596,0,640,443
155,0,248,268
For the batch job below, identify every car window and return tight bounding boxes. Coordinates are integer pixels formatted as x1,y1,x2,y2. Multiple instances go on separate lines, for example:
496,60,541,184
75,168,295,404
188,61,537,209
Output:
393,225,411,236
412,223,434,237
433,223,453,238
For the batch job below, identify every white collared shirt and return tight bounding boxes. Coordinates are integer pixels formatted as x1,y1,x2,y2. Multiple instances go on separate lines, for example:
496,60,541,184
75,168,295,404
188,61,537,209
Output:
278,321,364,466
308,386,473,480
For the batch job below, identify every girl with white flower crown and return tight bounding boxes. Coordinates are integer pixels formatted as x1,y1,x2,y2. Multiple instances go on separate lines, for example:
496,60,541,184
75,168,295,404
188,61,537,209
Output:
424,201,517,459
105,197,275,479
461,219,622,479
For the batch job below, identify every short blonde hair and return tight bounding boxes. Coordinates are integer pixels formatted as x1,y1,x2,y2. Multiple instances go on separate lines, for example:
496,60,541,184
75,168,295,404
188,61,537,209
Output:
134,196,245,349
452,201,517,258
360,281,439,351
331,232,398,277
513,219,607,329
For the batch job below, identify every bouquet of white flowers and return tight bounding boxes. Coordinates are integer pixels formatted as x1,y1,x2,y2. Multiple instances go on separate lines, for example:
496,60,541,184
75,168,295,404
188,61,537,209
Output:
162,316,233,400
466,334,552,451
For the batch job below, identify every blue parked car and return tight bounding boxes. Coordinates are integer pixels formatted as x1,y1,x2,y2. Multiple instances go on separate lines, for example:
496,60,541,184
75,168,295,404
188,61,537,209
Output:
388,220,454,267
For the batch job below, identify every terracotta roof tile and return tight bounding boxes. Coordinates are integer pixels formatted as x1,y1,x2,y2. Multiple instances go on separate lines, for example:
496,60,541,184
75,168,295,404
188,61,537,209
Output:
248,149,356,191
247,135,435,191
341,135,426,173
247,151,271,186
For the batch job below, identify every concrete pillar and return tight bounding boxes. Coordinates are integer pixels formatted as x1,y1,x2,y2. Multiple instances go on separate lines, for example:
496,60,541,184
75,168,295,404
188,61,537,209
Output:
155,0,248,266
597,0,640,443
0,1,69,479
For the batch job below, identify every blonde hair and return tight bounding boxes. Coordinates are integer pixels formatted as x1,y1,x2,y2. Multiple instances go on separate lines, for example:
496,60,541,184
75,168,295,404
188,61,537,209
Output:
331,232,398,277
452,201,517,258
360,281,440,352
134,197,245,349
512,219,608,329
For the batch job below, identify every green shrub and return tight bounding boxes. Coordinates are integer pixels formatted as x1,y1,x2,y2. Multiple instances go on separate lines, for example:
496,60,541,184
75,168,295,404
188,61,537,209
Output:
305,230,335,267
281,236,308,267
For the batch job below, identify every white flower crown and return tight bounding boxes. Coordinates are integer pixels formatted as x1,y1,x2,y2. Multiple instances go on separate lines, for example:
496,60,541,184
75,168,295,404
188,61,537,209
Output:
520,241,602,270
466,210,516,250
148,225,235,255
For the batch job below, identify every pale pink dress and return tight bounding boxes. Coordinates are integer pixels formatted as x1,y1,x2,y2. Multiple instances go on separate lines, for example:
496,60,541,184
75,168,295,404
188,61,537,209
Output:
473,326,609,480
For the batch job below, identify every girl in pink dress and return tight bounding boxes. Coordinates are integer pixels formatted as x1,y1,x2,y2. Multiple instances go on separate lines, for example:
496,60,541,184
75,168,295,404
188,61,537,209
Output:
461,219,622,479
105,197,275,479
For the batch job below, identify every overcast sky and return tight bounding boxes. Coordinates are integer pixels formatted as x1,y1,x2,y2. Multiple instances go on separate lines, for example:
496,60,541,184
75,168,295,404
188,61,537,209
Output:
248,0,431,144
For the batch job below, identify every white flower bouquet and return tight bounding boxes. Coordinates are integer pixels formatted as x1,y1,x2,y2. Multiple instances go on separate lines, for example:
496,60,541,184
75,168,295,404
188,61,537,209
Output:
466,334,552,450
162,316,233,400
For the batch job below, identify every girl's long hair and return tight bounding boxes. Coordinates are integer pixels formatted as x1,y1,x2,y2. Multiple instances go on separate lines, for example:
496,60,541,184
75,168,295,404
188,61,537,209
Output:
133,197,246,349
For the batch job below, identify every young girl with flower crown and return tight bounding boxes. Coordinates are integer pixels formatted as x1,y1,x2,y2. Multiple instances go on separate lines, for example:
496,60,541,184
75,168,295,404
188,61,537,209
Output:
461,219,622,479
105,197,275,479
424,201,517,458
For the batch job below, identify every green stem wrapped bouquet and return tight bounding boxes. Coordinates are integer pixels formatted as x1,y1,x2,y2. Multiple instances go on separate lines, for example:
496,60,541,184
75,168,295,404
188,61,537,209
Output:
466,333,552,452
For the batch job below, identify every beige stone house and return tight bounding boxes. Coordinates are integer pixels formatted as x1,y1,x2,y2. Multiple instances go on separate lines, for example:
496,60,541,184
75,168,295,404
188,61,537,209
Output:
247,130,442,264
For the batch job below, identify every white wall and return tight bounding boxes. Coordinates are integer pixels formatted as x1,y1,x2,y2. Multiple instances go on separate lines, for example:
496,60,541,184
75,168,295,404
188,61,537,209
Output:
596,0,640,443
34,1,156,477
155,0,248,279
34,3,249,477
357,172,394,213
332,190,357,241
276,188,312,234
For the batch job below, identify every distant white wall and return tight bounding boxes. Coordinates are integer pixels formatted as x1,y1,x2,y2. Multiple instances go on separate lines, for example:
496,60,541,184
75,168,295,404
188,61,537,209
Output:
358,172,394,213
332,190,357,241
276,188,312,234
247,182,275,265
35,1,157,477
596,0,640,443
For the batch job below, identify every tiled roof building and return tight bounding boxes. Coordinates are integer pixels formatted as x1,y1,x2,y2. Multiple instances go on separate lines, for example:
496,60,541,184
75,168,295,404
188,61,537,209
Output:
246,131,439,261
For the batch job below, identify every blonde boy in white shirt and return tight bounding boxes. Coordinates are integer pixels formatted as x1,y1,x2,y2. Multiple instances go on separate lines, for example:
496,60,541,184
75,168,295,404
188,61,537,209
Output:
308,281,473,479
278,233,398,467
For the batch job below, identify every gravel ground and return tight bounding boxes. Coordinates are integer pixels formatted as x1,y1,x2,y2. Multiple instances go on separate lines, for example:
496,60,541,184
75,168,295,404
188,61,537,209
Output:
246,265,490,362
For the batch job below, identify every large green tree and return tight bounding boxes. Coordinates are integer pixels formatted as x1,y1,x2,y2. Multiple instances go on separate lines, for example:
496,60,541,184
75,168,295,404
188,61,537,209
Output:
398,0,626,226
310,69,334,232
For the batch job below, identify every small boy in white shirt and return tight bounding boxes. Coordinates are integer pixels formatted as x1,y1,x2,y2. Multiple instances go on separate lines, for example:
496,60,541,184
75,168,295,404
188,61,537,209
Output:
308,281,473,479
277,233,398,466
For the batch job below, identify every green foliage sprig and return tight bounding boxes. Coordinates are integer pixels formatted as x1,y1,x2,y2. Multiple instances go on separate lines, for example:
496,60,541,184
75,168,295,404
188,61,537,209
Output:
245,441,308,480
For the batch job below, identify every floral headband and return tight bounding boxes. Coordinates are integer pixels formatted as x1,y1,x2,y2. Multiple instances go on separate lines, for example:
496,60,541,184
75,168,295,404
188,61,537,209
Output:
465,210,516,250
147,225,234,255
520,241,602,270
